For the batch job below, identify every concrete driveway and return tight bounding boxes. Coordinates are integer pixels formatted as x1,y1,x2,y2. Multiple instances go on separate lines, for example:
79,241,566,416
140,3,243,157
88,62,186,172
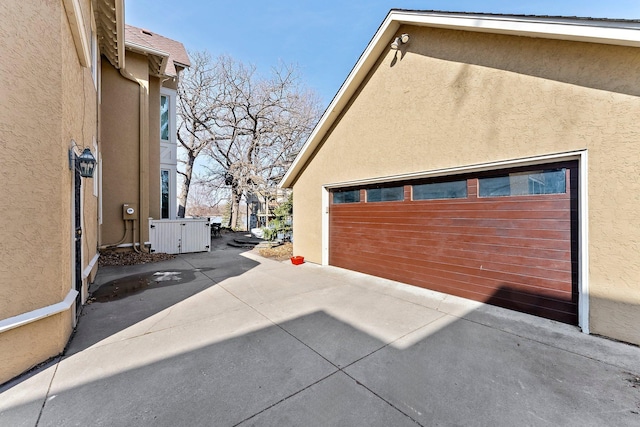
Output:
2,236,640,426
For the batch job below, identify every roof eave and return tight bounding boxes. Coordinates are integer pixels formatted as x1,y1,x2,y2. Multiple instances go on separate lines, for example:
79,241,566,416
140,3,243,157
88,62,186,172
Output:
279,10,640,188
94,0,125,69
125,41,170,77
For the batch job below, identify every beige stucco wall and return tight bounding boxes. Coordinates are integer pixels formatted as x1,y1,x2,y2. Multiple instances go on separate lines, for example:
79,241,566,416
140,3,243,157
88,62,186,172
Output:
62,1,100,300
0,0,99,383
292,25,640,345
100,54,166,247
0,311,73,385
100,58,142,246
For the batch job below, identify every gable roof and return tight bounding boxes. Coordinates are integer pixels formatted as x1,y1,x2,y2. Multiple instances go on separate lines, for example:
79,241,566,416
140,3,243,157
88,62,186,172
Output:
279,10,640,188
125,24,190,77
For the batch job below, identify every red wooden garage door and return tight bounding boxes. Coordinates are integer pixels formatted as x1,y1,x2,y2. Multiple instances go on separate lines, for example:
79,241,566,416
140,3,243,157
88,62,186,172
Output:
329,162,578,324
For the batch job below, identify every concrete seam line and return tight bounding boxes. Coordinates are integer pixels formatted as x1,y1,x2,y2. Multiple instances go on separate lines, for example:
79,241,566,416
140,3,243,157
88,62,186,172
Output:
341,369,425,426
178,258,341,368
215,278,342,369
34,356,62,427
216,273,427,427
231,371,341,426
338,314,449,372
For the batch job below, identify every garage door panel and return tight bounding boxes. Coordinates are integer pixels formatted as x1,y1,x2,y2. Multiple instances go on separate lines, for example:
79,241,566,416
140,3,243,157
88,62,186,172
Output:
337,254,577,318
382,235,573,262
334,219,573,239
332,238,573,274
332,203,574,218
331,236,573,265
352,196,572,211
334,214,573,231
334,209,573,222
331,230,575,260
374,224,572,241
333,247,574,295
330,162,579,324
365,243,574,275
333,226,575,251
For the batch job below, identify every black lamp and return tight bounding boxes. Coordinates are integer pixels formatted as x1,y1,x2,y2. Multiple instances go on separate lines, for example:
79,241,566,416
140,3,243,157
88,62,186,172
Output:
69,146,96,178
77,148,97,178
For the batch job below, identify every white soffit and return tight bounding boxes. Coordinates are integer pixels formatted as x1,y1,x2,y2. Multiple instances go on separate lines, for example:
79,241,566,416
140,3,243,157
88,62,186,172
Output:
95,0,124,69
279,10,640,188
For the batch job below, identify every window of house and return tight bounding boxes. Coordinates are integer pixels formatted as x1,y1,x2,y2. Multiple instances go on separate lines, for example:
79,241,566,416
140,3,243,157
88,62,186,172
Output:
479,168,566,197
161,170,170,218
366,185,404,202
413,180,467,200
160,95,169,141
333,189,360,204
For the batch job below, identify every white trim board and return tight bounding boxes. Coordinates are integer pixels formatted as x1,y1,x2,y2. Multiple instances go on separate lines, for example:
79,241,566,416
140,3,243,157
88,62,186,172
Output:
0,290,78,334
322,150,583,188
82,253,100,280
322,150,589,333
63,0,91,67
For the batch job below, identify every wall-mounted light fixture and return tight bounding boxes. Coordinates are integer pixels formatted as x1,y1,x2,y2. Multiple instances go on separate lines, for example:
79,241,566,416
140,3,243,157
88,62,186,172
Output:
390,33,410,50
69,140,97,178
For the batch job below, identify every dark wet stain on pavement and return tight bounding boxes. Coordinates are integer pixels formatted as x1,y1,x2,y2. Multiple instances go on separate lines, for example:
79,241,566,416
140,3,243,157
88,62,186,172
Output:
92,268,213,302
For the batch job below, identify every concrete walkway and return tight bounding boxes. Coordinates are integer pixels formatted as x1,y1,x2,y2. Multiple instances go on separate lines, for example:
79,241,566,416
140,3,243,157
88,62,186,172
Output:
2,236,640,426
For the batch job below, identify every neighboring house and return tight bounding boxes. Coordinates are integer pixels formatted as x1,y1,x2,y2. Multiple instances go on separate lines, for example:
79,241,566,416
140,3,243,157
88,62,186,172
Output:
0,0,189,384
281,10,640,346
248,187,292,229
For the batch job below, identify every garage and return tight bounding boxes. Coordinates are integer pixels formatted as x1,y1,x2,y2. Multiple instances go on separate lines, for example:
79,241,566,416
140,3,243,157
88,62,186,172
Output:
329,161,578,324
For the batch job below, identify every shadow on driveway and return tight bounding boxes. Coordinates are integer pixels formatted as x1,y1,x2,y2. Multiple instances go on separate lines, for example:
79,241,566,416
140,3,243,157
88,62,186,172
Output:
69,233,260,355
3,309,640,427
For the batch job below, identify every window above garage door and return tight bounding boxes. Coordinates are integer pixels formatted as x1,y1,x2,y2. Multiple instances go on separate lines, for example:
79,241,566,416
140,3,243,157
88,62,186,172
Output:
412,180,468,200
479,168,566,197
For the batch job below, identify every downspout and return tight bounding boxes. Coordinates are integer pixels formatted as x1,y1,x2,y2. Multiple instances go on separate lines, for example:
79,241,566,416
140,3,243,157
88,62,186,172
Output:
119,67,150,253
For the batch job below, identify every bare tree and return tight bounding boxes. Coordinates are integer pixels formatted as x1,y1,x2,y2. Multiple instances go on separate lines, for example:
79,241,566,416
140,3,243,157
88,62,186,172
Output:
183,178,227,218
205,55,321,228
177,52,321,227
176,51,218,218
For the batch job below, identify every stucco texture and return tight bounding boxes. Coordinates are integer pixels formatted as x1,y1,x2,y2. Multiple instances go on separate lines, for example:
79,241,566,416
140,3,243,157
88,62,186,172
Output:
100,52,163,247
100,59,142,246
0,0,98,382
292,26,640,344
0,311,72,385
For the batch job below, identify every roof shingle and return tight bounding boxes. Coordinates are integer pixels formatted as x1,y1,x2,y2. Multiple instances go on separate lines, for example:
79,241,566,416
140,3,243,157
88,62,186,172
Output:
125,24,190,76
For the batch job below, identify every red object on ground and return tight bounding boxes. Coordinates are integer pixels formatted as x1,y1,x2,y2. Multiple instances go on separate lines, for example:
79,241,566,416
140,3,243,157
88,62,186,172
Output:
291,256,304,265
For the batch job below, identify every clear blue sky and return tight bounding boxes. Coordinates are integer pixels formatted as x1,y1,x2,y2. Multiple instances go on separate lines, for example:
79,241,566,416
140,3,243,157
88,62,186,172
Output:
126,0,640,106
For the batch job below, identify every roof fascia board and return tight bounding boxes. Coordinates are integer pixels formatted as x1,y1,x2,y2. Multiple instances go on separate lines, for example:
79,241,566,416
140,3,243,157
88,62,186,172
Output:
393,11,640,47
115,0,125,68
63,0,91,67
279,11,640,188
